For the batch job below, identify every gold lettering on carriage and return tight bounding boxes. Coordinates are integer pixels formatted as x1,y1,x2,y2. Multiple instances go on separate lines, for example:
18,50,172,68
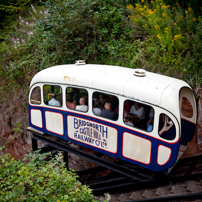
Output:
68,116,118,153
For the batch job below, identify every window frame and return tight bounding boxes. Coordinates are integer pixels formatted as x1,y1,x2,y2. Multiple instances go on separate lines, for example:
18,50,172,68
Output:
66,86,89,113
92,91,119,121
43,84,63,108
123,99,154,132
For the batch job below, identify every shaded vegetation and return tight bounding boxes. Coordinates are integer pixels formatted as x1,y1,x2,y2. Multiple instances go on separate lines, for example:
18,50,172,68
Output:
0,0,39,29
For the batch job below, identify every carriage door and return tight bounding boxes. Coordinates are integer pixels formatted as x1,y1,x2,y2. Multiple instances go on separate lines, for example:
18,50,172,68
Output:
179,87,197,147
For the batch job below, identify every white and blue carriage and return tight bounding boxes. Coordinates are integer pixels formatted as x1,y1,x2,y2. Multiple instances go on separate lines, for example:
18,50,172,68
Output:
28,61,197,172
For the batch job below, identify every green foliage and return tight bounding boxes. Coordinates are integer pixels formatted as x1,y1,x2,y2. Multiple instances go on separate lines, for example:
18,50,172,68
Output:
0,0,202,91
11,118,24,136
0,4,48,87
0,0,31,14
0,148,98,202
0,0,40,29
37,0,130,64
0,0,132,88
164,0,202,17
126,0,202,86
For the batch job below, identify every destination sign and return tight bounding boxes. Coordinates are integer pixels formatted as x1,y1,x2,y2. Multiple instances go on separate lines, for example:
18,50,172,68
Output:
67,116,118,153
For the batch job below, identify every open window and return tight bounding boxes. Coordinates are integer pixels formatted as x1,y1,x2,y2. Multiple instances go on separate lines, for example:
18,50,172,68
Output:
92,91,119,121
30,86,41,105
123,100,154,131
158,113,176,140
66,87,88,112
43,85,62,107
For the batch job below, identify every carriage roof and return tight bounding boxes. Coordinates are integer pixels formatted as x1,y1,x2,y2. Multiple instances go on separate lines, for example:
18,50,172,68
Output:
30,63,191,113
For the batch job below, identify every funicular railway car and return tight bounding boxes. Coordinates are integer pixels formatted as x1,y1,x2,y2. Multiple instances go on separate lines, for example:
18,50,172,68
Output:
28,61,197,172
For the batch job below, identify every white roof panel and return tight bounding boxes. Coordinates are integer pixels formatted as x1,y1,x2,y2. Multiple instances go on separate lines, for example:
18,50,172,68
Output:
30,64,191,113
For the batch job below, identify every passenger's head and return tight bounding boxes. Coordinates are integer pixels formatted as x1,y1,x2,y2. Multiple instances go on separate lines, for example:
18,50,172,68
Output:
104,102,112,110
79,97,86,105
134,102,141,109
51,93,56,98
99,93,104,99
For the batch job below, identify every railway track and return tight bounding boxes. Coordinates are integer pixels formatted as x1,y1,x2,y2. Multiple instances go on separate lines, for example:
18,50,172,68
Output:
108,178,202,202
90,154,202,201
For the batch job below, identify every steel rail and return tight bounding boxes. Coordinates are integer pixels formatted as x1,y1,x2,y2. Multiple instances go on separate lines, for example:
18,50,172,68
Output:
91,169,202,194
128,192,202,202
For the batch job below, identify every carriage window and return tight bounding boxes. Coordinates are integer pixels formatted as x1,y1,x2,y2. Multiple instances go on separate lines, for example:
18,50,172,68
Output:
181,97,193,118
30,86,41,105
43,85,62,107
92,92,119,121
66,87,88,112
158,113,176,140
123,100,154,131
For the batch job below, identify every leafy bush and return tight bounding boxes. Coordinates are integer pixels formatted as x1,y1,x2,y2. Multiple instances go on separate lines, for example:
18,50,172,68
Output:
0,0,132,86
126,0,202,86
37,0,131,64
0,149,99,202
0,0,38,29
0,4,46,87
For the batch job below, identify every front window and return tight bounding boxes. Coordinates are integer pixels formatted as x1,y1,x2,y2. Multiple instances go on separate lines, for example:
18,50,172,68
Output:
158,113,176,140
30,86,41,105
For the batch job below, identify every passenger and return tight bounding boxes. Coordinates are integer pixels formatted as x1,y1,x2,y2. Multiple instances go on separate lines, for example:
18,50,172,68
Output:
84,96,88,106
107,95,118,112
129,102,145,120
100,102,117,120
75,97,88,112
125,116,134,127
70,88,80,105
66,94,76,109
124,101,131,113
147,108,154,132
48,93,61,107
93,92,99,100
97,93,106,109
124,111,133,126
93,100,101,116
